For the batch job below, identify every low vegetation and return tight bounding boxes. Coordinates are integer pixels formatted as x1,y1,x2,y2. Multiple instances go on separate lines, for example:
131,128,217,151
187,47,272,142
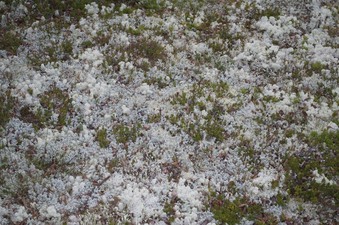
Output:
0,0,337,224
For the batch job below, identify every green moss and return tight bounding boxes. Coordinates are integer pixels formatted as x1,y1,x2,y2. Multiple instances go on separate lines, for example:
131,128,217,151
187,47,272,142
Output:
240,88,250,95
310,62,325,73
140,39,166,63
113,123,140,145
285,129,295,138
292,95,301,104
94,30,111,47
163,201,176,223
144,76,169,89
263,95,280,103
227,181,237,195
31,157,54,171
166,114,180,125
313,82,335,104
271,180,279,189
260,8,281,19
0,31,22,55
168,80,230,143
19,106,40,129
171,92,188,105
243,3,281,31
81,40,94,49
210,193,277,225
210,81,229,98
204,121,224,142
284,130,339,209
276,192,287,206
310,130,332,147
96,128,110,148
61,40,73,55
127,25,146,36
121,7,135,15
125,38,167,67
147,112,161,123
323,25,339,38
30,38,74,65
0,91,15,130
211,196,243,225
107,158,119,173
39,87,73,128
239,146,264,175
218,25,244,46
30,0,114,21
27,88,33,95
218,25,230,40
46,45,59,62
140,0,166,14
19,87,73,130
209,42,224,53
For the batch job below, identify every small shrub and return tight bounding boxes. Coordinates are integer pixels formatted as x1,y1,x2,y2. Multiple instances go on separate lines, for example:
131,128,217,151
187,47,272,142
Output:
96,128,110,148
144,76,168,89
30,0,114,21
126,26,145,36
284,130,339,211
19,106,43,129
39,87,73,128
166,114,180,125
204,121,224,142
310,61,325,73
61,40,73,55
0,91,15,130
147,112,161,123
163,200,176,223
113,123,140,144
107,158,119,172
276,192,287,206
139,0,166,14
81,40,94,49
210,193,277,225
260,8,281,19
263,95,280,103
169,81,230,143
0,31,22,55
20,87,73,130
127,38,167,67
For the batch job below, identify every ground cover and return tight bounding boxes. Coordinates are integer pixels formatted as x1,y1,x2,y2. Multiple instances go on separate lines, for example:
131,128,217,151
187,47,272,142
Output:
0,0,338,224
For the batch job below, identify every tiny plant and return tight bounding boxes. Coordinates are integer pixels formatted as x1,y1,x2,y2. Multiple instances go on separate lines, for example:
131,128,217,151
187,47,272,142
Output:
310,61,325,73
284,130,338,211
0,91,15,130
209,192,277,225
113,123,140,145
0,31,22,55
96,128,110,148
163,200,176,223
127,38,167,67
20,87,73,130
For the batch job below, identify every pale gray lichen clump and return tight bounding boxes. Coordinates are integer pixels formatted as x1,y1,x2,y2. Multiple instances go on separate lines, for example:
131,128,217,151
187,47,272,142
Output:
0,0,338,224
